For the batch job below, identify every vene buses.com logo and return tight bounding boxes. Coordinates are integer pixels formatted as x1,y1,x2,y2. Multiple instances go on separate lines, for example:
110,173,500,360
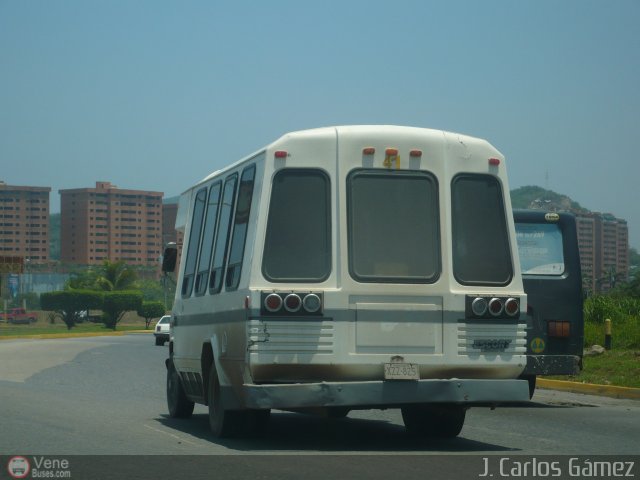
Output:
7,456,30,479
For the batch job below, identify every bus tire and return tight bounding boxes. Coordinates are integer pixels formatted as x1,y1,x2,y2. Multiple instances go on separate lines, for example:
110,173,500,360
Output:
401,404,466,438
207,364,245,438
167,360,194,418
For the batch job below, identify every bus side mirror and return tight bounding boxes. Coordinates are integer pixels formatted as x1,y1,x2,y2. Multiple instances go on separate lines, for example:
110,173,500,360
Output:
162,243,177,273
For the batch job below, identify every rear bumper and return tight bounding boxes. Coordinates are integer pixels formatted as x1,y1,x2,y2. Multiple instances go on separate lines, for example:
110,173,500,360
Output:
522,354,582,376
240,378,530,410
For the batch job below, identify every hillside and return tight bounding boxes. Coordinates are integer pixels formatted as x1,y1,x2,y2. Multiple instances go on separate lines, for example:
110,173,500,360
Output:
510,186,587,212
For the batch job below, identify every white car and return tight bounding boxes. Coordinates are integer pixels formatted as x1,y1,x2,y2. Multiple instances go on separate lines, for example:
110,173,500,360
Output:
154,315,171,346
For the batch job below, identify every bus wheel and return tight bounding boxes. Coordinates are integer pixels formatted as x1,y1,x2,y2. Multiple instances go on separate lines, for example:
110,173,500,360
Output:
167,360,194,418
401,404,466,438
207,365,245,438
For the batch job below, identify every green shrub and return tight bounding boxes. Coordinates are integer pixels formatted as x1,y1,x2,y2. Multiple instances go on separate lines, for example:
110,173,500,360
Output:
102,291,143,330
40,290,104,330
137,301,166,329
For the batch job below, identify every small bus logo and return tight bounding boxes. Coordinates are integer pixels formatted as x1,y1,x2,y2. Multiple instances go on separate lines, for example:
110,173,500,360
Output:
7,456,30,479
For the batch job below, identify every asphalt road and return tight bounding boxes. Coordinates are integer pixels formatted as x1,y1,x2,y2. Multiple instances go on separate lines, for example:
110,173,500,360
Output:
1,335,638,478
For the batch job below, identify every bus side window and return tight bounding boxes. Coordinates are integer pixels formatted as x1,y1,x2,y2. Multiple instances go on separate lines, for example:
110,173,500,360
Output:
225,165,256,291
181,188,208,298
194,182,222,296
209,174,238,294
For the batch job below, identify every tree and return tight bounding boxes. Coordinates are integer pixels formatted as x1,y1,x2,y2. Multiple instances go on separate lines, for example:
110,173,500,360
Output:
41,290,104,330
629,247,640,269
95,260,138,291
102,291,143,330
65,266,100,290
137,301,166,329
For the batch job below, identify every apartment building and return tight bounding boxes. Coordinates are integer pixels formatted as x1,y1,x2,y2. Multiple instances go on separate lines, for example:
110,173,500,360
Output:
60,182,163,266
575,212,629,293
0,181,50,264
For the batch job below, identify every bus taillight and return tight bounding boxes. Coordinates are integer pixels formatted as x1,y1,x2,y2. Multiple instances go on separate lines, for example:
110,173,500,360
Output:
548,320,571,338
504,298,520,317
264,293,283,313
471,297,488,316
466,295,521,319
302,294,322,313
284,294,302,313
488,298,504,317
261,292,324,316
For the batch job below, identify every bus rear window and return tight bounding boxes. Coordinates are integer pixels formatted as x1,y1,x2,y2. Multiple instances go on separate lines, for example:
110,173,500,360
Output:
348,170,440,283
451,174,513,285
262,169,331,282
515,223,565,275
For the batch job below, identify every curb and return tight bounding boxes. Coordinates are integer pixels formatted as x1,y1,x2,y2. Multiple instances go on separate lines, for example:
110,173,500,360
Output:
537,378,640,401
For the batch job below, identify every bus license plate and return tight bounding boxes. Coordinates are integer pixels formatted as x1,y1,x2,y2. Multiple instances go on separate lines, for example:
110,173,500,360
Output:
384,363,419,380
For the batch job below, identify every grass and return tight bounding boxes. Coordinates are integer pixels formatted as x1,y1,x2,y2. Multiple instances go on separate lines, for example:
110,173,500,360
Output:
545,350,640,389
583,296,640,349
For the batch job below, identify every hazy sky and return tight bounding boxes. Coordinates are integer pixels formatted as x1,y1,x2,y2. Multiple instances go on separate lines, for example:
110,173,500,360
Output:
1,1,639,248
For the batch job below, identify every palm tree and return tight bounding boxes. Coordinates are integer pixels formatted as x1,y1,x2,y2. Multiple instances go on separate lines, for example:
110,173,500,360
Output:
95,260,138,291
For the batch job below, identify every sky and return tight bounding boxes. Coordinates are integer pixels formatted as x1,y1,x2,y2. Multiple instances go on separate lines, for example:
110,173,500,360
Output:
1,1,639,248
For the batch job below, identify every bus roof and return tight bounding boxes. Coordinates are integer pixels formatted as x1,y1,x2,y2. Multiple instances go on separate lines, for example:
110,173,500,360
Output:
189,125,496,191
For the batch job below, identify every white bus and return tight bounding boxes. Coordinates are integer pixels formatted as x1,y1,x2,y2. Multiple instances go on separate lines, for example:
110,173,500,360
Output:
162,125,529,438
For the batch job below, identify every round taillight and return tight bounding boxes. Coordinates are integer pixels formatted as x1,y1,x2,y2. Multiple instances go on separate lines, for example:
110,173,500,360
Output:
471,297,488,317
303,294,321,313
264,293,282,313
488,298,504,317
284,294,302,313
505,298,519,317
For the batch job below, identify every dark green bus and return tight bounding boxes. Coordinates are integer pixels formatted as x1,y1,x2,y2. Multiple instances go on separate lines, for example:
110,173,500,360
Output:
513,210,584,398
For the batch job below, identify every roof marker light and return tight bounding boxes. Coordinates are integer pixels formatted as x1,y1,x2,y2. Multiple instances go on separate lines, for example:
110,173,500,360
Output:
275,151,288,159
489,158,501,166
410,150,422,157
386,148,398,156
363,147,375,155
